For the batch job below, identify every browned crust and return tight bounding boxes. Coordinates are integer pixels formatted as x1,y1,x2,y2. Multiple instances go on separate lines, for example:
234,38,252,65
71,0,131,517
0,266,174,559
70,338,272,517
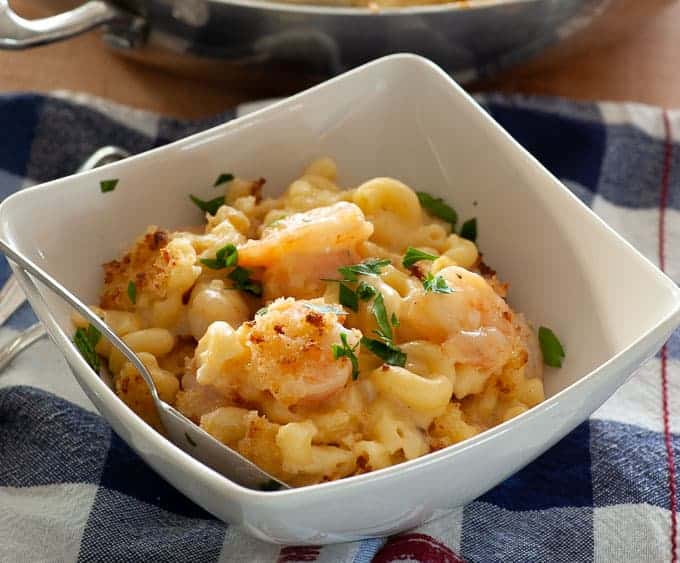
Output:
100,227,170,310
472,254,509,299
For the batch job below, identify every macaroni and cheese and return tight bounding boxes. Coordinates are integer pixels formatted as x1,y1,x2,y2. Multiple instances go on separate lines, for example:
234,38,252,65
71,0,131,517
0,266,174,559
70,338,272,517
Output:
75,158,545,487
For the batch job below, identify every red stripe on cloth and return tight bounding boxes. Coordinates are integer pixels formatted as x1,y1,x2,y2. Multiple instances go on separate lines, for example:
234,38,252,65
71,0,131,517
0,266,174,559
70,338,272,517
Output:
659,109,677,563
372,533,465,563
277,545,322,562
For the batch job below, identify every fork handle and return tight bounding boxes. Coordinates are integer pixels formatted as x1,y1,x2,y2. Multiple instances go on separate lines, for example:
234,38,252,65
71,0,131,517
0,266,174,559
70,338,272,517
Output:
0,322,45,371
0,273,24,325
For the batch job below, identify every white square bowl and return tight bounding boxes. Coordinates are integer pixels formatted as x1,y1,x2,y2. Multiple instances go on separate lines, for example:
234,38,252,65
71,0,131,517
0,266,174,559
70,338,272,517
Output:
1,54,679,545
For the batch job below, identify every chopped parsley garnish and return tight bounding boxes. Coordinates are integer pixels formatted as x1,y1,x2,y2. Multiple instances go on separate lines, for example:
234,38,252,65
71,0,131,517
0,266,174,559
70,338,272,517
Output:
100,179,118,193
460,218,477,242
189,194,225,215
391,312,400,327
304,303,345,315
195,243,261,296
402,247,438,268
325,265,407,367
127,280,137,304
360,292,406,367
371,293,394,342
228,266,262,297
422,272,454,294
538,326,565,368
335,258,391,282
324,261,389,310
332,333,360,380
339,283,358,312
360,337,407,368
200,244,238,270
185,432,197,447
255,306,269,317
73,324,101,372
357,281,377,301
214,173,234,187
416,191,457,229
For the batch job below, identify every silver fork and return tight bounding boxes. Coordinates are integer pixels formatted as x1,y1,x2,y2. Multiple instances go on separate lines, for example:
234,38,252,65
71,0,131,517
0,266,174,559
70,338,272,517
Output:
1,236,287,490
0,145,130,370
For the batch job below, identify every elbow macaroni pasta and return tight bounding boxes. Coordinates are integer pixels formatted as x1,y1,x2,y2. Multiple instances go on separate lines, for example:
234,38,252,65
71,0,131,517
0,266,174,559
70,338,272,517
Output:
79,157,545,487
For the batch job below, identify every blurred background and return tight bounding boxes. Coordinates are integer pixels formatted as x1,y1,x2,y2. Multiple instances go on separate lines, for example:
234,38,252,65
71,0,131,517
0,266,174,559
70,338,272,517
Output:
0,0,677,118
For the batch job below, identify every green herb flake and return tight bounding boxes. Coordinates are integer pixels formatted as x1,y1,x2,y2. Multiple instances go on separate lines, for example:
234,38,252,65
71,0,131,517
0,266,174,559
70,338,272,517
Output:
360,337,407,368
228,266,263,297
189,194,225,215
371,292,393,342
356,281,377,301
86,324,101,347
460,218,477,242
391,312,400,327
339,283,358,312
538,326,565,368
402,247,438,268
363,292,407,366
336,258,391,282
422,272,454,294
185,432,197,447
100,179,118,193
127,280,137,304
200,243,238,270
255,306,269,317
214,173,234,187
304,303,345,315
416,191,458,229
73,324,101,372
331,333,360,380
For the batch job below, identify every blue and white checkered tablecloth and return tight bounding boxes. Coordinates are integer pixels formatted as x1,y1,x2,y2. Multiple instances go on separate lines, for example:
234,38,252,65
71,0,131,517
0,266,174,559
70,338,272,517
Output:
0,91,679,562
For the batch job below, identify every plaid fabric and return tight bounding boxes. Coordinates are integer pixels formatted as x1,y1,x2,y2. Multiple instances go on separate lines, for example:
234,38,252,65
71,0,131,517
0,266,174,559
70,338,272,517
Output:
0,91,679,563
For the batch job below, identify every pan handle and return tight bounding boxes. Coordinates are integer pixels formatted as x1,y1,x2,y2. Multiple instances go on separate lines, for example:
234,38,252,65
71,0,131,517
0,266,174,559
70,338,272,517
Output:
0,0,145,49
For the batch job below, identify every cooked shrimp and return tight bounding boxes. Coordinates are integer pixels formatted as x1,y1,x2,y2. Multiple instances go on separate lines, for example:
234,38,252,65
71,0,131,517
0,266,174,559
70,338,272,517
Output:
442,327,513,374
238,202,373,265
400,265,518,373
261,248,358,300
240,298,361,406
237,202,373,299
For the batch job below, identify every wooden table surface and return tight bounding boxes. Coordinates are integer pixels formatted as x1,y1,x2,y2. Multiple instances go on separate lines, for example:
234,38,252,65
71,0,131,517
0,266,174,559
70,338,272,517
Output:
1,0,679,118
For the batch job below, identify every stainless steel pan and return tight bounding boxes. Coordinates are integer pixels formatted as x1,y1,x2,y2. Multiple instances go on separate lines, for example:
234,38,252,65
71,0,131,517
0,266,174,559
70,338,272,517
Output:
0,0,608,78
